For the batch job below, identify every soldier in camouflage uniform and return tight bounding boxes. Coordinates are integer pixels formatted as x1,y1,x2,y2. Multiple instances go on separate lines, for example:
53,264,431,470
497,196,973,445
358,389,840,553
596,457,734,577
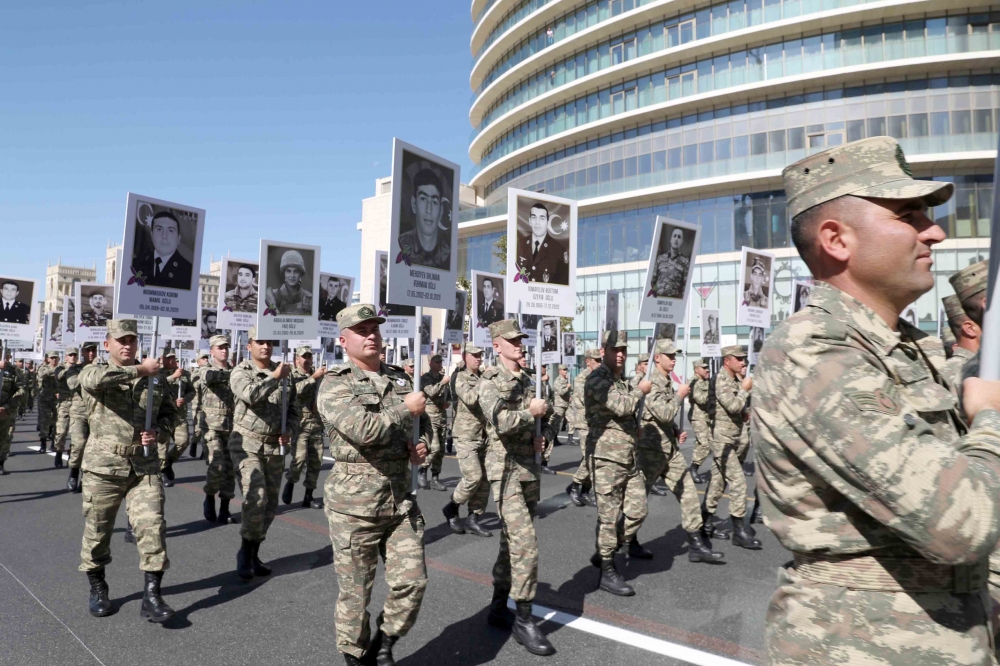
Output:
944,263,986,392
35,351,60,452
754,136,1000,665
565,348,601,507
282,345,327,509
78,319,175,623
442,344,493,537
477,319,555,656
21,360,35,415
229,325,299,579
317,304,430,666
585,330,652,597
15,359,27,418
550,364,571,443
202,335,236,524
159,349,195,487
417,354,449,491
52,347,79,468
702,345,761,549
0,356,25,475
629,353,649,389
638,340,723,563
66,342,99,492
650,226,690,299
189,350,209,459
688,359,712,484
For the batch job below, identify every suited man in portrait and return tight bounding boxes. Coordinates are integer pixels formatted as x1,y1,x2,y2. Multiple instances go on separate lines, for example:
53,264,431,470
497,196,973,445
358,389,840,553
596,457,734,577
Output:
132,211,194,289
516,202,569,285
0,281,30,324
319,276,347,322
477,277,503,327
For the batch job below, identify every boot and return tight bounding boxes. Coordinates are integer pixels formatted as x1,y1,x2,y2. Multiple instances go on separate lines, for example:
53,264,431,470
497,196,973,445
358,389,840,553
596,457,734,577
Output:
303,488,322,509
39,438,47,453
217,499,232,524
583,490,598,507
342,655,363,666
540,462,557,475
442,500,465,535
139,571,175,623
0,462,7,475
189,441,198,458
689,463,706,484
162,463,174,487
124,521,136,544
566,482,585,507
251,542,271,576
701,501,730,540
465,512,493,538
55,450,63,468
236,538,254,580
598,558,635,596
428,473,447,491
67,466,79,491
487,586,514,627
87,570,113,617
731,516,762,550
750,500,763,525
417,468,429,490
203,494,217,523
511,601,556,656
626,536,653,560
686,531,725,563
649,482,668,496
375,633,398,666
282,479,295,505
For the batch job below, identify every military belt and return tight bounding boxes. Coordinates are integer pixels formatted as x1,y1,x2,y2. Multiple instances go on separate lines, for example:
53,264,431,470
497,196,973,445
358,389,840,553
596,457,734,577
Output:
233,426,279,443
334,460,409,476
112,444,148,456
793,552,988,593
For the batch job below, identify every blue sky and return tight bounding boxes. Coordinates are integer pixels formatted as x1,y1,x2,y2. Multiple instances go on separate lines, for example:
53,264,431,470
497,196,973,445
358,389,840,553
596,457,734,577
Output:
1,1,474,293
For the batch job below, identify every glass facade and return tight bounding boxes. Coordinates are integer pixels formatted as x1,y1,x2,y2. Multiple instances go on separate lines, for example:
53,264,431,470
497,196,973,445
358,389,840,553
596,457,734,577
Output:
458,230,506,279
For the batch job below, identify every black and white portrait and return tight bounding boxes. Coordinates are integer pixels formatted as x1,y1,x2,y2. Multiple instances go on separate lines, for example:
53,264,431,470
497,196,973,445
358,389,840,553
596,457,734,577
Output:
741,252,772,310
319,274,351,323
751,326,765,354
474,272,504,328
223,262,259,314
48,312,62,343
129,201,196,290
264,246,315,316
605,291,620,332
654,323,677,341
201,309,218,340
396,157,454,273
419,315,431,348
79,284,113,328
562,332,576,358
703,312,719,345
513,195,571,287
0,278,33,325
793,281,812,314
64,295,75,334
446,290,466,333
540,319,559,353
649,224,694,300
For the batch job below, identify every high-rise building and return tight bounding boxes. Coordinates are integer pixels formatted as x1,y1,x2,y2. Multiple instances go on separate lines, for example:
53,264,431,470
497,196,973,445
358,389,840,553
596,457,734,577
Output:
458,0,996,369
44,260,97,313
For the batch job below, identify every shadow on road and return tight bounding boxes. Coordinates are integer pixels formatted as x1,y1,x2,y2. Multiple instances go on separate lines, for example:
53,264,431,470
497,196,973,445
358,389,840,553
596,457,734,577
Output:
399,606,510,666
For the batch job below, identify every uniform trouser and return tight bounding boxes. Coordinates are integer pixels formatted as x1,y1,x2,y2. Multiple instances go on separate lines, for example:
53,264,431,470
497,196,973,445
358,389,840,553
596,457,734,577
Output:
704,432,747,518
193,411,207,446
38,401,56,439
0,415,12,462
53,401,72,452
691,419,713,468
79,471,169,572
229,436,283,542
325,505,427,659
204,429,235,500
287,426,323,490
593,459,648,559
637,446,702,532
571,427,592,489
490,472,540,602
169,417,191,462
736,427,751,464
419,418,445,475
451,442,489,514
67,416,90,469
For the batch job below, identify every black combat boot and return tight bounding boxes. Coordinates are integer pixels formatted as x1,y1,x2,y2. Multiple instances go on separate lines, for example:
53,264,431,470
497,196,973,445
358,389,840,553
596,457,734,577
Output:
303,488,321,509
626,536,653,560
598,558,635,596
689,463,706,484
750,488,763,524
123,521,136,544
686,532,725,563
189,441,198,458
566,482,585,507
465,512,493,537
162,463,174,487
86,570,113,617
67,466,79,491
731,516,762,550
282,479,295,505
251,541,271,576
54,451,63,468
217,499,232,524
236,538,254,580
511,601,556,656
417,468,429,490
203,494,217,523
487,586,514,627
0,462,7,475
342,654,363,666
700,500,730,540
442,500,465,535
540,462,557,475
428,473,447,491
39,438,47,453
139,571,175,623
375,633,398,666
649,482,668,496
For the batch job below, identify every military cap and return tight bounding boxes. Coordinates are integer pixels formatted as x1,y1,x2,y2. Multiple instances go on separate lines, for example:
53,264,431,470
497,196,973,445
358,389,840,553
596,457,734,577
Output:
783,136,954,220
295,344,313,357
942,294,968,324
692,358,708,369
949,259,988,304
721,345,747,358
749,257,766,275
584,348,602,360
279,250,306,274
601,330,628,348
654,339,677,355
636,353,649,364
107,318,139,339
64,346,80,356
209,334,230,348
403,358,414,367
247,326,259,341
337,303,385,330
463,343,484,355
197,350,210,359
489,318,527,341
161,348,177,359
80,341,98,350
558,364,568,370
46,351,59,359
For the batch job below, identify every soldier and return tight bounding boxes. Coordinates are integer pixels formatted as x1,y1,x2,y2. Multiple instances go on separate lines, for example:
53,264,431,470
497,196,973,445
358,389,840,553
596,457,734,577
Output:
565,349,601,507
701,345,760,549
21,359,35,416
80,292,110,327
52,347,79,469
230,326,299,579
752,136,1000,664
265,250,312,315
282,345,327,509
742,258,768,308
189,350,209,459
442,344,493,537
78,319,175,622
0,355,25,475
650,226,690,299
35,351,59,453
397,168,451,271
629,353,649,389
945,262,986,392
402,358,414,378
687,359,713,484
202,335,236,525
66,342,99,492
550,364,571,444
477,319,555,656
476,277,504,327
585,330,652,597
418,354,449,491
160,349,195,487
15,359,26,419
316,304,430,666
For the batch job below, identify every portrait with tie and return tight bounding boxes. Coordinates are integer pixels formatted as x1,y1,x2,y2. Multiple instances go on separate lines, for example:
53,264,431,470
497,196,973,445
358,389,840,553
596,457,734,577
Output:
513,196,571,287
130,204,196,290
0,278,34,326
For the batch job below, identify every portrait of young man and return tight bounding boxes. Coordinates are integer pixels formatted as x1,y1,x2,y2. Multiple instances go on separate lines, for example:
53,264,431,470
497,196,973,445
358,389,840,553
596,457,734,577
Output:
265,248,313,316
225,264,259,313
649,225,691,300
319,276,347,322
132,210,194,289
0,280,31,325
742,254,771,309
541,320,558,353
515,200,569,285
476,276,503,327
397,167,451,271
81,289,112,327
202,311,218,340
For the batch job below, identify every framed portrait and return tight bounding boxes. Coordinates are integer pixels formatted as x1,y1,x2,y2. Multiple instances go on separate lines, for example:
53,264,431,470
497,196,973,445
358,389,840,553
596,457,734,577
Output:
374,250,416,338
517,312,540,348
749,326,765,366
506,188,577,317
75,282,114,342
736,247,776,328
443,289,467,345
470,270,505,349
201,307,219,342
318,272,355,338
387,138,459,308
62,294,75,344
654,323,677,341
43,312,64,353
418,314,432,356
639,217,701,325
0,275,39,341
790,277,814,315
539,318,561,365
257,239,321,340
604,290,620,333
170,317,199,342
118,193,205,319
217,257,260,331
561,332,577,365
700,308,721,358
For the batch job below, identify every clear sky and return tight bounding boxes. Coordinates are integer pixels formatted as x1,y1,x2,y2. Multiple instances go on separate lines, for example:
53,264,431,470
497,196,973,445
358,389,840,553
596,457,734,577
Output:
1,1,474,293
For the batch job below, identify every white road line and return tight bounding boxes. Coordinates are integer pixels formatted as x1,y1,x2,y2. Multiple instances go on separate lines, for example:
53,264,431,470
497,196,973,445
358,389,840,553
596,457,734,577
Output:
0,560,107,666
515,600,754,666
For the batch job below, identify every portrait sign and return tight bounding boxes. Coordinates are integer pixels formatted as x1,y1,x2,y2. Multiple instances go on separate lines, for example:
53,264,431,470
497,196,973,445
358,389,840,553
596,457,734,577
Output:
539,318,561,365
257,240,321,340
506,188,577,317
604,290,621,333
419,315,432,356
736,247,775,328
790,277,814,315
318,272,355,338
118,193,205,319
562,332,577,365
175,339,196,363
201,307,219,344
517,313,540,348
44,312,64,353
639,217,701,325
75,282,114,342
170,317,199,342
374,250,416,339
749,326,765,366
443,289,468,345
700,308,721,358
654,323,677,341
387,138,459,308
470,270,505,349
0,275,39,342
217,257,260,331
62,295,75,344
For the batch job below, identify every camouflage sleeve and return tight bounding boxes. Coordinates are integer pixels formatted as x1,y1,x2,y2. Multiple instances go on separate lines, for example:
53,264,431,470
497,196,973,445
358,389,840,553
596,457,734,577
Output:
202,368,228,387
422,375,447,399
691,379,709,407
590,373,643,418
645,385,682,424
230,366,281,406
2,369,25,409
80,363,141,393
754,340,1000,565
454,373,479,410
558,378,572,401
183,378,196,405
478,378,533,437
317,377,411,446
155,383,177,438
66,370,82,392
285,380,300,439
716,379,748,416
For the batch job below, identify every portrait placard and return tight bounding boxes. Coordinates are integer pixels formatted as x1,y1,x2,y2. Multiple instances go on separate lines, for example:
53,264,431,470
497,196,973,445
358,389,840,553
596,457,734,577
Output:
318,272,354,338
75,282,114,342
749,326,765,366
736,247,776,328
604,290,621,333
374,250,415,339
419,315,432,356
62,295,75,345
470,270,505,349
790,277,814,315
0,275,39,341
170,317,199,342
562,332,577,365
118,193,205,319
506,188,577,317
387,139,459,308
539,318,561,365
257,240,321,340
639,217,701,325
216,258,259,331
700,308,721,358
201,307,219,344
43,312,64,353
443,290,467,344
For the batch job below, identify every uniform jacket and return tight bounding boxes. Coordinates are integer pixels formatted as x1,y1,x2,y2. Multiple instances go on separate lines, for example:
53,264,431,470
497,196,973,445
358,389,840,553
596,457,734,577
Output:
0,364,24,420
264,283,312,315
567,367,592,430
690,377,712,423
292,367,323,432
478,362,551,483
553,375,571,415
133,251,193,290
36,365,57,403
230,358,300,453
516,233,569,285
164,369,196,420
639,368,682,452
199,362,234,432
452,368,486,445
420,370,448,423
714,370,748,440
585,364,643,465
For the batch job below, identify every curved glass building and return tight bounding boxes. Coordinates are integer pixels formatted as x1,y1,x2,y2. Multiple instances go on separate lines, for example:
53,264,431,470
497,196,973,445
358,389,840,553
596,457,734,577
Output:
461,0,997,367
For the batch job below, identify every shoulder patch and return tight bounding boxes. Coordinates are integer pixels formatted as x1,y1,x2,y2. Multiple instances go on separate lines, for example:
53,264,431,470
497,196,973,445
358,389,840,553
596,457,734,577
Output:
848,379,901,415
328,365,351,376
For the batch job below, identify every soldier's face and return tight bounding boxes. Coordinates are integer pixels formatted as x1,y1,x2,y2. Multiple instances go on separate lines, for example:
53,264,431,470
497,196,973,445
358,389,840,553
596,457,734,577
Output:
284,267,301,288
636,361,647,375
464,353,482,372
603,346,626,371
197,357,208,366
1,284,17,300
543,324,552,337
162,356,177,371
205,315,216,331
341,320,382,363
656,353,676,374
404,364,413,376
151,217,180,257
297,354,313,373
47,357,59,367
670,229,683,250
750,269,764,290
725,355,747,376
494,336,524,363
249,339,275,363
211,344,229,364
559,368,567,378
105,334,138,365
529,206,548,238
90,295,105,312
482,281,494,301
82,348,97,363
66,353,78,365
237,267,254,288
412,184,442,237
695,366,709,379
429,358,443,373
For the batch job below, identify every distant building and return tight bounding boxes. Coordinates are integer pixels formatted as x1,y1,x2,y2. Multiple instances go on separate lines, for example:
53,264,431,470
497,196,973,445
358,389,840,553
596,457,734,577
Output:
45,260,97,313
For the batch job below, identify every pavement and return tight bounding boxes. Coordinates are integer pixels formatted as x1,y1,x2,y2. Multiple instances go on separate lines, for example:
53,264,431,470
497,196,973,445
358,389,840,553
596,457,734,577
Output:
0,410,788,666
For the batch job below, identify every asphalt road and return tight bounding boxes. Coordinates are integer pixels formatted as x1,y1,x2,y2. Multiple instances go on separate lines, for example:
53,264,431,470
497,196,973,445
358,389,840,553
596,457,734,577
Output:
0,410,788,666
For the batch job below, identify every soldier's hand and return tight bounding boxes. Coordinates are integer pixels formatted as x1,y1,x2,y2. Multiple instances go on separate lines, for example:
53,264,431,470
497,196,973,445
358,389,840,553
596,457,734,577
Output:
170,368,183,380
0,407,6,418
962,377,1000,422
137,357,160,377
311,366,328,380
404,391,426,416
679,431,688,444
175,398,185,408
534,436,544,453
273,362,291,381
408,440,427,465
528,398,548,417
637,380,653,395
0,360,5,370
676,383,691,399
140,430,157,447
742,376,753,392
278,433,291,446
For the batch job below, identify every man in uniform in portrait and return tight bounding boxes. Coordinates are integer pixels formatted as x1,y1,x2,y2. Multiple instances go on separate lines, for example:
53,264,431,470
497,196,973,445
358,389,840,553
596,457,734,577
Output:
265,250,313,315
397,169,451,271
541,321,558,353
133,212,193,289
477,278,503,327
0,280,30,324
319,276,347,322
81,292,111,328
516,203,569,285
650,227,689,299
742,257,769,308
446,292,464,333
704,313,719,345
224,264,259,313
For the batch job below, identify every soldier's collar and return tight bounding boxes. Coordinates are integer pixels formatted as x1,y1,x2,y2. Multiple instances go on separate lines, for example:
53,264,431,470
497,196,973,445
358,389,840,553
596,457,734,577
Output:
805,281,901,353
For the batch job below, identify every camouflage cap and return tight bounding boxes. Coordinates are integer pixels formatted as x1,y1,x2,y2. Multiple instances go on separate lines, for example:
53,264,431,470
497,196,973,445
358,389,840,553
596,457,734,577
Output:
558,364,568,370
942,294,968,324
654,339,677,355
783,137,954,220
601,330,628,348
295,345,313,357
750,257,767,275
80,341,98,351
197,350,210,359
722,345,747,358
247,326,259,341
337,303,385,330
209,334,230,349
692,358,708,369
489,318,527,341
46,351,60,358
584,348,602,360
463,343,484,355
107,319,139,339
64,346,80,356
636,353,649,364
161,348,177,359
403,358,414,367
949,259,987,304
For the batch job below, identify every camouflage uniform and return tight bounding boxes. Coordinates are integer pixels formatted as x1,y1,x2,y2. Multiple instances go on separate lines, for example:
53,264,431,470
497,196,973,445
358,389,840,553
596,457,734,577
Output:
53,359,76,453
650,251,690,300
23,364,35,413
0,362,25,467
288,366,324,491
451,363,489,514
190,362,208,450
202,360,235,500
941,294,977,390
36,362,58,441
704,361,749,519
689,369,714,469
569,363,595,490
66,359,94,470
419,369,448,477
163,369,195,462
550,370,571,440
230,357,299,542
